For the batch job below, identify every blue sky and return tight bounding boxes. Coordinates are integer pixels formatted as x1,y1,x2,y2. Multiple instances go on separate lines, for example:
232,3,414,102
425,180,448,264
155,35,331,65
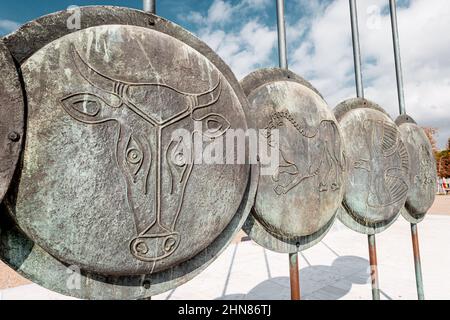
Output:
0,1,190,25
0,0,267,34
1,0,449,148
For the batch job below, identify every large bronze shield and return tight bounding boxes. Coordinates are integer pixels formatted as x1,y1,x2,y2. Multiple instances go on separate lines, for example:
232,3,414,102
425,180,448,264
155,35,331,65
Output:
241,68,346,253
395,115,437,223
0,40,24,203
335,98,410,234
0,7,257,299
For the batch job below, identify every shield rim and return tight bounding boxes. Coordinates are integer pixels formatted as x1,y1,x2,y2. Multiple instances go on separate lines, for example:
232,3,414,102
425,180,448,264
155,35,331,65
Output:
0,40,24,205
334,97,405,235
0,6,258,299
241,67,339,253
395,114,437,224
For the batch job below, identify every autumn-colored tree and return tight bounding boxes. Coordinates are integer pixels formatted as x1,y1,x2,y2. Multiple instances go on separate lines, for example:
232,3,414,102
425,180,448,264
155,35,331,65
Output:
422,128,450,178
436,134,450,177
437,150,450,178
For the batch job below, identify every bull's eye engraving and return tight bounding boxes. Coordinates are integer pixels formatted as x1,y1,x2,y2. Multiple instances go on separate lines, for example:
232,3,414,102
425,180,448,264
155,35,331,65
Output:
73,99,100,116
125,135,146,180
60,45,226,263
61,93,120,124
166,137,192,197
127,149,142,164
174,152,186,167
265,111,346,196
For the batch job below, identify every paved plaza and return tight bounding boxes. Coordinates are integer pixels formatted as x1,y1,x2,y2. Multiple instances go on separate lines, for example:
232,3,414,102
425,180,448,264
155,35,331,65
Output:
1,196,449,300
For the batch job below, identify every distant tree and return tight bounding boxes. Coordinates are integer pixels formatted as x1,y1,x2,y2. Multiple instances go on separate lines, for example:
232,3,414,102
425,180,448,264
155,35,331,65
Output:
437,148,450,178
422,127,438,154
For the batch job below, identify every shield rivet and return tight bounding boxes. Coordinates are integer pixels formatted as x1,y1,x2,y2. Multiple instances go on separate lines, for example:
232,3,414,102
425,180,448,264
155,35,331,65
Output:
8,131,20,142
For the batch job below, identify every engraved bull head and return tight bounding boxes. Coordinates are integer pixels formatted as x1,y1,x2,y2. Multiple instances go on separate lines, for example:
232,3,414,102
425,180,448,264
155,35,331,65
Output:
61,45,228,262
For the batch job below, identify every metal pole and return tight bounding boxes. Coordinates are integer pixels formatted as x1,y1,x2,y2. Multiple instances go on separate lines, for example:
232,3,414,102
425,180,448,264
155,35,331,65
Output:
289,253,300,300
389,0,406,115
349,0,364,98
411,223,425,299
368,234,380,300
276,0,300,299
349,0,380,300
276,0,288,70
389,0,425,300
143,0,156,14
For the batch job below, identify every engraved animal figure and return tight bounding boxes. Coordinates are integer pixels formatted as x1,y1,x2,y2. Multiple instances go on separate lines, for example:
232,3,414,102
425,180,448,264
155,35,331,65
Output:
265,111,345,196
60,45,227,262
354,120,409,208
415,145,434,186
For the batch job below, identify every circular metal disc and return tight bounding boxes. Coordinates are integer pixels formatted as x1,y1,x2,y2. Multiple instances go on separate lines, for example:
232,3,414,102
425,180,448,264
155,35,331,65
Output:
241,68,346,253
334,98,409,234
0,6,257,299
0,40,24,203
395,114,437,223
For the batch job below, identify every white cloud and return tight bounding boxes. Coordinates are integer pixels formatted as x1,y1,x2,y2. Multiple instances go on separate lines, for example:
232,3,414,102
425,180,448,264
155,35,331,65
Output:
199,20,277,79
182,0,271,27
187,0,450,148
0,19,20,36
186,0,277,79
288,0,450,148
207,0,234,24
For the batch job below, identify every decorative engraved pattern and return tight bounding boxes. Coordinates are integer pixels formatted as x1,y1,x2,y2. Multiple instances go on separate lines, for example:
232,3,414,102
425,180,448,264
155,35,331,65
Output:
60,45,226,262
353,120,409,208
265,111,345,196
415,145,434,186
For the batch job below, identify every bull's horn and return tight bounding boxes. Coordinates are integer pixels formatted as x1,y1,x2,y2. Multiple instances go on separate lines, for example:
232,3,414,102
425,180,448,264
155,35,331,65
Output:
191,73,222,111
70,44,122,95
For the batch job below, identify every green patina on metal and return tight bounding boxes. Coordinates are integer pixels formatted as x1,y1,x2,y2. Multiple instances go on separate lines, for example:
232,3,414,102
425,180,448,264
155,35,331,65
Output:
0,40,25,203
334,98,410,235
242,68,346,253
0,6,258,299
395,114,437,224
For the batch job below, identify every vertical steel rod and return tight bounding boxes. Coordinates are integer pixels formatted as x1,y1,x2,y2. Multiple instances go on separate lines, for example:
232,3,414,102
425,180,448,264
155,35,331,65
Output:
276,0,288,70
411,223,425,299
349,0,380,300
389,0,406,115
143,0,156,14
389,0,425,300
142,0,155,302
349,0,364,98
289,253,300,300
368,234,380,300
276,0,300,300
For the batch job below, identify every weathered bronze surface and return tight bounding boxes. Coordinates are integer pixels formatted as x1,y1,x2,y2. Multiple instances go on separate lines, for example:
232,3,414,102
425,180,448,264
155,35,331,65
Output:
335,98,409,234
0,40,24,204
396,115,437,223
0,6,257,299
242,68,346,253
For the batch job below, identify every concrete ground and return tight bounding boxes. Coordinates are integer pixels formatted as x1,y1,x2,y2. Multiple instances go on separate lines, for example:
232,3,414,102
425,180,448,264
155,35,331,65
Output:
1,195,449,300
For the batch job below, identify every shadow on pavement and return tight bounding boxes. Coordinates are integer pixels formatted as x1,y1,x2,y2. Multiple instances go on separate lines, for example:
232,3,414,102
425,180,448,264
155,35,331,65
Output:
217,255,371,300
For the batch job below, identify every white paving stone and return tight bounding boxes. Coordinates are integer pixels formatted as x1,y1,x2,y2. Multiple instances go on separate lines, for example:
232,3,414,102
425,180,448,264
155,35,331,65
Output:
1,215,449,300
